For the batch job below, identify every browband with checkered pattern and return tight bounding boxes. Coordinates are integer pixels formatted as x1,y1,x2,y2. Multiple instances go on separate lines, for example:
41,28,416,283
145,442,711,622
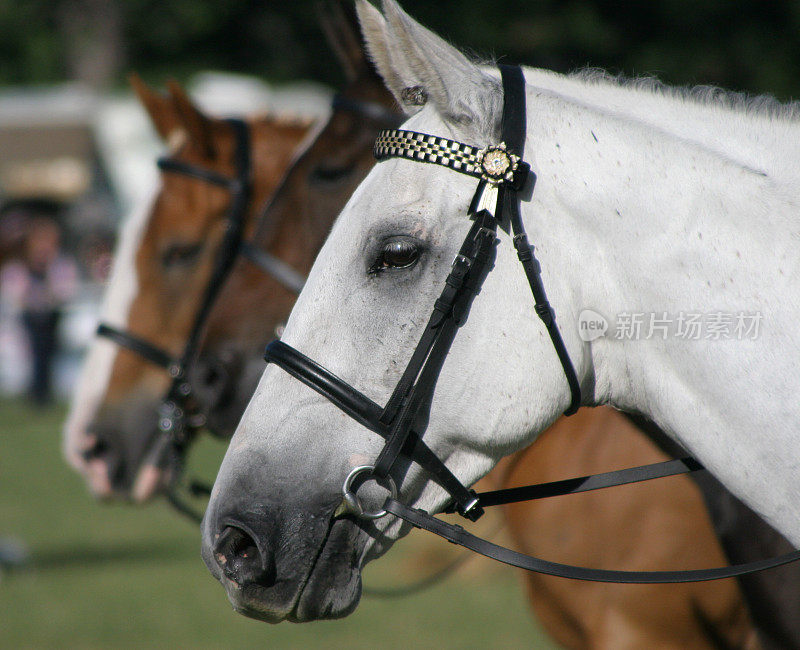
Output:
374,129,524,186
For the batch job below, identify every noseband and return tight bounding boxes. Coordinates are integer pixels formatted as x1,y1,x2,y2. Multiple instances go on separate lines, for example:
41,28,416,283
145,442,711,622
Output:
264,65,800,582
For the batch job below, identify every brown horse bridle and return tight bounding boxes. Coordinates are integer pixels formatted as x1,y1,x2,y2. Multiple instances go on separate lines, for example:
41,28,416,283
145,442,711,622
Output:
263,65,800,583
95,100,402,522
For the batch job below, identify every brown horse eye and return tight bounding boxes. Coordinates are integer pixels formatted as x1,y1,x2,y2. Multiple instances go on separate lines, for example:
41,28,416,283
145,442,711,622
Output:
309,162,356,184
162,243,202,268
374,238,419,272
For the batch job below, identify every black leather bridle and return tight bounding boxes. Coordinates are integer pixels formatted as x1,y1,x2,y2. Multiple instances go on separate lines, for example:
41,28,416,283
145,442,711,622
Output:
95,98,402,518
97,119,259,480
264,65,800,582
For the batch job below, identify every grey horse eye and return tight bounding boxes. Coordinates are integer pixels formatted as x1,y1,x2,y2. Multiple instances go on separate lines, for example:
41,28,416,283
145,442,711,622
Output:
370,237,420,274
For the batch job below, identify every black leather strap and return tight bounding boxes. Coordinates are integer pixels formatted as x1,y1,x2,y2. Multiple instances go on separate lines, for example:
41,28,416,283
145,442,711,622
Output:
445,457,704,511
498,64,582,416
384,498,800,583
96,119,252,469
156,158,236,189
378,216,492,426
240,241,305,295
499,65,526,156
510,224,582,415
371,214,497,520
96,323,175,371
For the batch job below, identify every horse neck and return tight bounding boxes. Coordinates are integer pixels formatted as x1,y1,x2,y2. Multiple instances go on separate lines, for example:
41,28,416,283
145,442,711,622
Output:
518,88,800,545
522,67,800,188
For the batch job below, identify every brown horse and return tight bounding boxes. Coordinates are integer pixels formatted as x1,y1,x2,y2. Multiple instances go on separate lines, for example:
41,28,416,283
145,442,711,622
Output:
63,76,314,500
495,408,759,649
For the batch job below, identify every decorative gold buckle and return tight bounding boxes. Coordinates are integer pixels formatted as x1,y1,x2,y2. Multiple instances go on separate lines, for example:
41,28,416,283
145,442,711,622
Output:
476,142,520,184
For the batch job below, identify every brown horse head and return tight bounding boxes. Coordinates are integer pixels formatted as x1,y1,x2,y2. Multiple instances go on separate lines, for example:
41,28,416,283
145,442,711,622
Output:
201,0,398,394
64,75,313,501
200,5,415,619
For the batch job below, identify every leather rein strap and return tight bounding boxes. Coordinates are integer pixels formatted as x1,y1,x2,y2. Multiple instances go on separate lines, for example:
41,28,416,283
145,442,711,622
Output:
264,64,800,582
383,498,800,583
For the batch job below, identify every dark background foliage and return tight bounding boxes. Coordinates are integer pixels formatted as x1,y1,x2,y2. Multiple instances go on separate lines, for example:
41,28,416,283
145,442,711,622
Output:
2,0,800,98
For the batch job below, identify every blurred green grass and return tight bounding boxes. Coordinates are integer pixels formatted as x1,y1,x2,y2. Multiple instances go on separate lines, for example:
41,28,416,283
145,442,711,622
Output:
0,399,557,649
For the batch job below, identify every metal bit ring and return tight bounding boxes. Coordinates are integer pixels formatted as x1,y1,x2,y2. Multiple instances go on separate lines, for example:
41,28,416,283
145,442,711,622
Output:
339,465,398,520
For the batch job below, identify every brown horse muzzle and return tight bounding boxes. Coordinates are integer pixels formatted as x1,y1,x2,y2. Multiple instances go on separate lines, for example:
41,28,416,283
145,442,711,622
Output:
83,400,180,502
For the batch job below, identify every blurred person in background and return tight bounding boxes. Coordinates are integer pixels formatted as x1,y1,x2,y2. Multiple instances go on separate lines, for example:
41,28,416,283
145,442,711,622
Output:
0,201,78,404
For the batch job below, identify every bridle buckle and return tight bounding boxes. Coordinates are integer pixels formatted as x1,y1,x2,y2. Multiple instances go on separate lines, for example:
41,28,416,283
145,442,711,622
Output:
456,490,484,521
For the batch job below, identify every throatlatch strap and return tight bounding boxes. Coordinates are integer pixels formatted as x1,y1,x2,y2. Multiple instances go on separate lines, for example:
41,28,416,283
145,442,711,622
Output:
498,64,582,416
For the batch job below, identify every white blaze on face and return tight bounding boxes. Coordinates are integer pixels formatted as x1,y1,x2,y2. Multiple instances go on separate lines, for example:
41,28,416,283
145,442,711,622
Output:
62,190,155,478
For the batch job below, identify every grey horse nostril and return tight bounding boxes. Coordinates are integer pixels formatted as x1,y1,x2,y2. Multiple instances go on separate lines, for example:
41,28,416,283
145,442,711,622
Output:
214,525,274,587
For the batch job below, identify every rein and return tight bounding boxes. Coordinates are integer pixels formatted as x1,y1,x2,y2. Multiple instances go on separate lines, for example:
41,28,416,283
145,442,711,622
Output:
263,65,800,583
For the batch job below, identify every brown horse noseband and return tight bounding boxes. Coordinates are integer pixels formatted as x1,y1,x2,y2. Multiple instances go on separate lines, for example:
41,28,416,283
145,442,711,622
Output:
264,65,800,582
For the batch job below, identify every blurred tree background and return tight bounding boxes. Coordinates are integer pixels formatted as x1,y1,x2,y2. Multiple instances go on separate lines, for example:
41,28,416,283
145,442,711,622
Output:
1,0,800,98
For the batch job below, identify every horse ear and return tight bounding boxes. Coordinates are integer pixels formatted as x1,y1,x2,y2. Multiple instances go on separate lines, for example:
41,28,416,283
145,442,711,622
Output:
356,1,415,111
166,79,217,160
318,0,368,82
359,0,502,136
129,73,179,142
